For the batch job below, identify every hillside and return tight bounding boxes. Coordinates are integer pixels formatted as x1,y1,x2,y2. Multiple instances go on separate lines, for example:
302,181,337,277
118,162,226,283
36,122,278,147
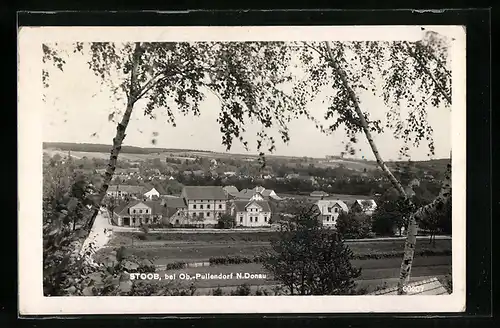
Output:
43,142,214,155
43,142,450,174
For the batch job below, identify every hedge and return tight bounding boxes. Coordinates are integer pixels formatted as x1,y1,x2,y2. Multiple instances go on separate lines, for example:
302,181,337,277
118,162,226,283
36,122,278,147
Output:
207,249,451,266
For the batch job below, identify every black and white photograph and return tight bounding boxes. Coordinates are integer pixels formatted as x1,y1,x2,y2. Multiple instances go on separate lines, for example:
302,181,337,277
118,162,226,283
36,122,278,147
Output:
18,25,466,314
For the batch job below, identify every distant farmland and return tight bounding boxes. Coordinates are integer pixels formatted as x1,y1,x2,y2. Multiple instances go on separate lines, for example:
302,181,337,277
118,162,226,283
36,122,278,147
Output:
43,141,450,174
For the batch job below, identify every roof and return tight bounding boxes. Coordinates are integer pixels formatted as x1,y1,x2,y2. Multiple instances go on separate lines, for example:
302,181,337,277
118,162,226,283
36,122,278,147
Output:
143,183,167,195
107,185,145,194
233,200,271,212
223,185,239,196
234,189,255,199
354,199,377,212
161,197,187,209
182,186,227,200
369,277,450,295
316,199,349,213
310,190,329,197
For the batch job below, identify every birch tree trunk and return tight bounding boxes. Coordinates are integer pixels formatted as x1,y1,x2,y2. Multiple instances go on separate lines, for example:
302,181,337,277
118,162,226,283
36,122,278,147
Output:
322,41,451,295
68,42,144,265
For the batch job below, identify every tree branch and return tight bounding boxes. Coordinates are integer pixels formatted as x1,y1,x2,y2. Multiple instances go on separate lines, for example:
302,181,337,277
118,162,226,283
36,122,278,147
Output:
404,41,452,105
323,41,408,197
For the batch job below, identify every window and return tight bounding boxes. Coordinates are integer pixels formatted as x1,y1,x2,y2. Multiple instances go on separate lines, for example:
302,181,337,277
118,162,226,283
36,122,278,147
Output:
218,204,222,209
334,207,338,213
326,217,330,222
139,209,143,214
250,217,253,222
132,209,136,214
199,212,204,218
206,212,210,217
193,204,197,209
239,217,243,223
145,218,149,224
328,207,332,213
264,217,267,222
132,218,136,224
207,204,210,209
255,217,258,222
145,209,149,214
200,205,204,209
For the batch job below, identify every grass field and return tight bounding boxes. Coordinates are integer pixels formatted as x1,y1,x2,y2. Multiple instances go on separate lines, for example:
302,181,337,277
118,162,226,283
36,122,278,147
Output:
107,234,451,264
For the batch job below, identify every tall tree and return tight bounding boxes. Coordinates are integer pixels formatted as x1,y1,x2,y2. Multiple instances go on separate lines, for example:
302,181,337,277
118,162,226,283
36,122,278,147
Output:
294,31,452,293
263,204,361,295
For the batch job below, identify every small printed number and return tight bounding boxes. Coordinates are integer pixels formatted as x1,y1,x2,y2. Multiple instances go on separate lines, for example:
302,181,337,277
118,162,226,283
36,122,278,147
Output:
402,285,425,293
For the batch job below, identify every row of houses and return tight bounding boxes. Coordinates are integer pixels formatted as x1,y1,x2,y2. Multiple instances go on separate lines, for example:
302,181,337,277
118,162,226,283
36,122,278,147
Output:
107,184,377,229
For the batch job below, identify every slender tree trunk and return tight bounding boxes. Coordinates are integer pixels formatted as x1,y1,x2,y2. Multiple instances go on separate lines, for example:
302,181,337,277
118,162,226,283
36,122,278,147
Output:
63,42,144,267
322,41,452,295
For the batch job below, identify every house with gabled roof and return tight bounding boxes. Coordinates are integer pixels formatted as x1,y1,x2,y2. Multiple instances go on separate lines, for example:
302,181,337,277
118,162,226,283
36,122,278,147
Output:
234,186,281,201
112,199,167,227
315,199,349,227
181,186,228,226
231,199,272,227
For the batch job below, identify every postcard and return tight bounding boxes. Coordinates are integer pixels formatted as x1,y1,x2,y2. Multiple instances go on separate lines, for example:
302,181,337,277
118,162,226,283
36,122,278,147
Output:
18,24,466,315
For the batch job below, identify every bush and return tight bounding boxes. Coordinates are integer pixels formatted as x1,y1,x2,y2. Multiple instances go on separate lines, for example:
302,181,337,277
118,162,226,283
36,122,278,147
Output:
208,255,253,265
140,225,150,234
116,246,128,262
166,262,186,270
212,287,224,296
217,214,235,229
230,284,251,296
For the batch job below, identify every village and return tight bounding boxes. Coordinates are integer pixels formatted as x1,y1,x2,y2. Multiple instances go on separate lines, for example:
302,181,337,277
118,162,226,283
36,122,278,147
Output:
105,183,378,230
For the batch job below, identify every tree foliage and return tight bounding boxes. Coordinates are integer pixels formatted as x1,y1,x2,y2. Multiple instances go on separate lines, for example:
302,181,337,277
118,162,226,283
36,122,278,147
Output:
336,211,373,239
263,204,361,295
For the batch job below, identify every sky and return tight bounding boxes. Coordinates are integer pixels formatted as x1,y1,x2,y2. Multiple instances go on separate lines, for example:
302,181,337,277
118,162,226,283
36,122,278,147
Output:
42,42,451,162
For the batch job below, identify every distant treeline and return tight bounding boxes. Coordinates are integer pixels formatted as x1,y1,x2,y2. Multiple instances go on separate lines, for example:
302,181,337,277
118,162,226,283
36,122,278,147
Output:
43,142,214,155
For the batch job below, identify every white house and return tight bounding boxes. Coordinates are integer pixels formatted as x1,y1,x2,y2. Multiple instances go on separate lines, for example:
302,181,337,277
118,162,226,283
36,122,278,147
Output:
232,199,272,227
315,200,349,227
144,187,160,200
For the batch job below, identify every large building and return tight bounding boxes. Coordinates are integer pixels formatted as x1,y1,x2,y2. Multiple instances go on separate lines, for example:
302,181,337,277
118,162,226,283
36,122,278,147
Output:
181,186,228,226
